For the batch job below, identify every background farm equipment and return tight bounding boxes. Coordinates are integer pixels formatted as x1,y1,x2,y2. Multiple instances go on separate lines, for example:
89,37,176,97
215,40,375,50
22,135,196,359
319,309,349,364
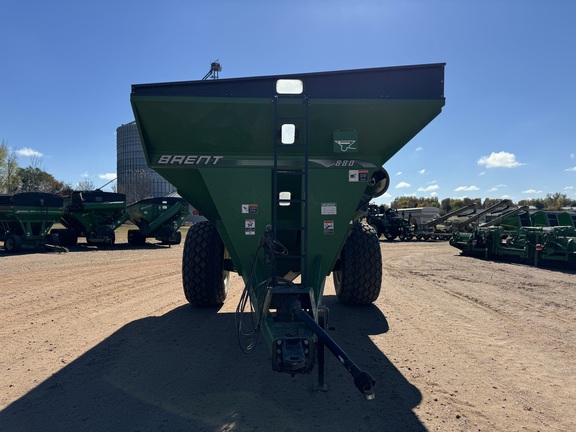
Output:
124,196,189,245
366,204,413,241
450,209,576,269
131,63,446,397
395,206,447,240
52,190,127,246
0,192,64,253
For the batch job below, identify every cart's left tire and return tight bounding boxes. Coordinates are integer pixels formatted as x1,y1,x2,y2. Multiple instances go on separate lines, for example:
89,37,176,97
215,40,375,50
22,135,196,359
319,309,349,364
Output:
4,235,23,253
182,221,229,307
333,221,382,305
171,230,182,245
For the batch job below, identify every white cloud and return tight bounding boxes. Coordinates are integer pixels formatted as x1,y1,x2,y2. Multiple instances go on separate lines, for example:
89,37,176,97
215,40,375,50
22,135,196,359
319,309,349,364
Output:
488,184,507,192
479,171,486,176
430,192,438,197
565,166,576,172
417,184,439,192
454,185,479,191
522,189,542,194
418,169,426,175
571,153,575,159
396,181,411,189
396,171,402,176
98,173,116,180
478,151,524,168
16,147,43,157
565,186,574,190
415,147,423,152
81,171,90,179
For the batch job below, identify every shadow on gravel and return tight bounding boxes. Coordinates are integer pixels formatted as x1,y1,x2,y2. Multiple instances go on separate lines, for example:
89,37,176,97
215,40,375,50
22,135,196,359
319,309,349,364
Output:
0,297,424,432
63,242,178,253
0,242,176,255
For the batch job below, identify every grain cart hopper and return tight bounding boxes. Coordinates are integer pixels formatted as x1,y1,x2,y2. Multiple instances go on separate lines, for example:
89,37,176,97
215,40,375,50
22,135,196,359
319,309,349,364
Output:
52,190,127,246
131,63,445,398
0,192,64,253
124,196,190,245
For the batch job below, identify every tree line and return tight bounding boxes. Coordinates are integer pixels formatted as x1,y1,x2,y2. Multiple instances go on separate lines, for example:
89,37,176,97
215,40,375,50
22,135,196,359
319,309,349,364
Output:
389,194,576,214
1,141,95,195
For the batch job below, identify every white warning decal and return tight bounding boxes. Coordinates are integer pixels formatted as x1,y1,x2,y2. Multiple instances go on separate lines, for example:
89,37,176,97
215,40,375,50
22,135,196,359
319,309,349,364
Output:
321,203,337,215
245,219,256,235
323,220,334,235
349,169,369,182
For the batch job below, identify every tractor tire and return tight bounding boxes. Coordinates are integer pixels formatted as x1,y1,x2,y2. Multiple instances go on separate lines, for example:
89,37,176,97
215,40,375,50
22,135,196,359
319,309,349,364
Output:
4,235,23,253
182,221,229,307
333,221,382,305
384,227,399,241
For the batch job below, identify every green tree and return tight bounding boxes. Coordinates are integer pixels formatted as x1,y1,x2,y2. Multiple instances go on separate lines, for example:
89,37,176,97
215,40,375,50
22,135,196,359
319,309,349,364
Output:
77,178,95,191
17,166,69,194
0,141,20,193
390,195,441,209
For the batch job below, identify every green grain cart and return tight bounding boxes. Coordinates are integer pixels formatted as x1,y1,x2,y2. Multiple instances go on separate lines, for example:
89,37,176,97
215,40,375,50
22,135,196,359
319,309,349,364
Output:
0,192,64,253
52,190,127,246
124,196,189,245
131,64,445,397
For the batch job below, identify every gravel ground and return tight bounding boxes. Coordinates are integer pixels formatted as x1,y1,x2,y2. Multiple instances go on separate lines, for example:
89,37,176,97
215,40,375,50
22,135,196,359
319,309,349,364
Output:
1,232,575,431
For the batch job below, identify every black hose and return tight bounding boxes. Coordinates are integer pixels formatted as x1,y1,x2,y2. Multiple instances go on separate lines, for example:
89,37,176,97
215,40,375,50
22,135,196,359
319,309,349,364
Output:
285,296,376,399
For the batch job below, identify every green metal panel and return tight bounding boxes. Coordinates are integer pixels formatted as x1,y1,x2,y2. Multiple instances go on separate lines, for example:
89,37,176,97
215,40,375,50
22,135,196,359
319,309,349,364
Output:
125,197,189,236
131,64,446,378
60,191,128,243
0,193,64,248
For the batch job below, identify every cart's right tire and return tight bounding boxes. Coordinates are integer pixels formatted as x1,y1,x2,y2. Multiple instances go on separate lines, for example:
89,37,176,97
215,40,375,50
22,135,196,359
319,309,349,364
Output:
182,221,229,307
333,221,382,305
4,235,22,253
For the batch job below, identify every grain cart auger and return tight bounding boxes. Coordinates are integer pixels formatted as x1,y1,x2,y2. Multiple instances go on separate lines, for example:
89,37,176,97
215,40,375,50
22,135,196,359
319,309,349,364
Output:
131,63,446,398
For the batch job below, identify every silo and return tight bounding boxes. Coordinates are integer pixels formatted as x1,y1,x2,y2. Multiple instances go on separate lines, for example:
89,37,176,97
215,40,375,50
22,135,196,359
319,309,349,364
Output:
116,121,176,203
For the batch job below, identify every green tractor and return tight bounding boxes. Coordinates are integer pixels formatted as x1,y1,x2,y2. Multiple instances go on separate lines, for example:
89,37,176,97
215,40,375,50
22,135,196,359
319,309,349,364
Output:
131,63,445,397
366,204,414,241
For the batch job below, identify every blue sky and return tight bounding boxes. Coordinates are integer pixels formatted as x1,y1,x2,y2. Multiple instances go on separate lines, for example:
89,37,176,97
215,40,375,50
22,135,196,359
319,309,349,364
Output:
1,0,575,205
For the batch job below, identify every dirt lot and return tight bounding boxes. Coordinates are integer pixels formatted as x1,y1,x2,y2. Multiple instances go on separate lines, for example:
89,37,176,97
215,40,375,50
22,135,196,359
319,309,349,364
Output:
1,232,575,432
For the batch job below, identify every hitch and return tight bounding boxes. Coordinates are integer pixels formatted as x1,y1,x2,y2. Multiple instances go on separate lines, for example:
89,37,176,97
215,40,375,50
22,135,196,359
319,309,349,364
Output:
285,296,376,400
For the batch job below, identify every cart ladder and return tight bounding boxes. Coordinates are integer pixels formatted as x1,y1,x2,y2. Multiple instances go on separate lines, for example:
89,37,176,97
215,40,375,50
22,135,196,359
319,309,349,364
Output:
272,93,310,286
